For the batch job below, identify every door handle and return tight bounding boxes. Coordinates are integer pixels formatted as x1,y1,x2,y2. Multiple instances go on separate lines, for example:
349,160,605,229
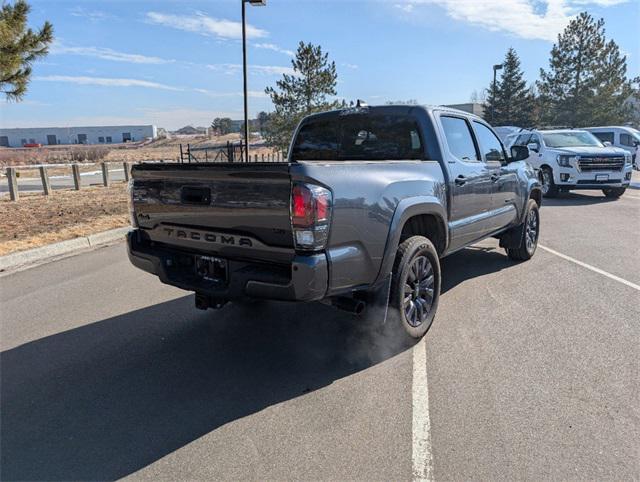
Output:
455,175,467,186
490,173,500,182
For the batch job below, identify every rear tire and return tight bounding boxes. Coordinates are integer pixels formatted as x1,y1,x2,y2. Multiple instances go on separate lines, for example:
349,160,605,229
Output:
390,236,441,339
506,199,540,261
540,166,558,198
602,187,626,198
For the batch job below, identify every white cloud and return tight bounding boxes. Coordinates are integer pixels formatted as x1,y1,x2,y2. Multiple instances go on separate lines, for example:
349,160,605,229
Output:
395,3,415,12
207,63,295,76
394,0,629,42
254,43,295,56
570,0,628,4
69,7,111,21
34,75,183,91
342,62,359,69
146,11,267,40
51,44,174,65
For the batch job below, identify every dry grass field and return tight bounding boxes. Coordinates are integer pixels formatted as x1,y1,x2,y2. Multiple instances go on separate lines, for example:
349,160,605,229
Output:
0,184,129,256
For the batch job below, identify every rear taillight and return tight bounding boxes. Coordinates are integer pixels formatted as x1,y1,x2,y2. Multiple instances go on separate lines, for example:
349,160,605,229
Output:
291,182,332,251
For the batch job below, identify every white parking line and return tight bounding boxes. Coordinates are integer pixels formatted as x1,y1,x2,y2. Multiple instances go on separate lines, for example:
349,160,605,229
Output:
413,337,434,482
539,245,640,291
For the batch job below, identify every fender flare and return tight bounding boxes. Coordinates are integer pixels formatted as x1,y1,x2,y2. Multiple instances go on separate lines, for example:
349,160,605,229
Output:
374,196,447,286
523,178,543,223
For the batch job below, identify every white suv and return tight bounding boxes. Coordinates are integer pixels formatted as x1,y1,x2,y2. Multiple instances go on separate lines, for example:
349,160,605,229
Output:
511,129,633,198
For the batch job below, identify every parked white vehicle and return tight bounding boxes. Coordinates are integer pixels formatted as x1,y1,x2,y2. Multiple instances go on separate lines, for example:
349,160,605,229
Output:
584,126,640,171
493,126,522,143
511,129,633,198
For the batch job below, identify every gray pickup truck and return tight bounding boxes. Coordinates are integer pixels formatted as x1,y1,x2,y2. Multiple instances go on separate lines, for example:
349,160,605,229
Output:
127,105,541,339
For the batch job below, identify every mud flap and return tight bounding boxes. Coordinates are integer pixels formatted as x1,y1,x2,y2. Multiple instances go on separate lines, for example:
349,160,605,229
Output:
362,272,392,326
499,222,525,249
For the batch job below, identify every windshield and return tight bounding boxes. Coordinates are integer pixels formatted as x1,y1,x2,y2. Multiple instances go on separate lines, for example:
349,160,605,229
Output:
542,131,604,148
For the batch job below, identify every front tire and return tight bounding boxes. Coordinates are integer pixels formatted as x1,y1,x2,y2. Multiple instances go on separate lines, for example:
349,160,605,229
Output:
540,166,558,198
506,199,540,261
602,187,626,198
390,236,441,339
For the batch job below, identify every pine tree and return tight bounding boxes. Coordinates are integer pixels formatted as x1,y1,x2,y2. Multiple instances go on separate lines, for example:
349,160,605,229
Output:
485,48,533,127
537,12,633,127
211,117,233,135
264,41,339,152
0,0,53,101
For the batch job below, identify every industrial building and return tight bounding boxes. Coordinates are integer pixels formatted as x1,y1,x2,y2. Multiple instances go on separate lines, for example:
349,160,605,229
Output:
0,125,157,147
443,103,486,117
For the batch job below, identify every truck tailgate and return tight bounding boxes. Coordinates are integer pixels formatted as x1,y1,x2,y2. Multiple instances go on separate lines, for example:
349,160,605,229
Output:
131,163,294,262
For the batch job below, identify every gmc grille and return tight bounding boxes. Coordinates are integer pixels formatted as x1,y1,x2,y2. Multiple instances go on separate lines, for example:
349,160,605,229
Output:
577,156,625,172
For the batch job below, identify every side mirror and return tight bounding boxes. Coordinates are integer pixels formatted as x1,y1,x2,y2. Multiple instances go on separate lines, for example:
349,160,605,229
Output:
511,145,530,162
526,142,539,153
603,141,613,147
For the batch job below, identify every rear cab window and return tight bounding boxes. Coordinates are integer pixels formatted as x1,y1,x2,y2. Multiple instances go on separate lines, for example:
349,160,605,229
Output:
292,111,424,161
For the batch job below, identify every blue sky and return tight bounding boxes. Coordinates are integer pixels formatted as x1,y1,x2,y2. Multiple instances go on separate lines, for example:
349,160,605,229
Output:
1,0,638,130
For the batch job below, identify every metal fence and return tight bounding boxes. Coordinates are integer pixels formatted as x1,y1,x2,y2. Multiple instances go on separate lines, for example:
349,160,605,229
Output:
179,141,285,163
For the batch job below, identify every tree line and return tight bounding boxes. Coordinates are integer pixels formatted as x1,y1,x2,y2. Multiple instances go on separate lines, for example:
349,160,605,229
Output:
485,12,638,128
260,12,638,152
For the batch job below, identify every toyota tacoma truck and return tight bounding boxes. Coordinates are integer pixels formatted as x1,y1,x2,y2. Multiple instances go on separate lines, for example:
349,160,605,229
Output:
127,105,541,339
510,128,633,198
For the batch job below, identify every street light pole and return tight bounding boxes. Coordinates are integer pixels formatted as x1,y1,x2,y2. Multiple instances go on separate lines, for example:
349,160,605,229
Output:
241,0,266,162
241,0,249,161
491,63,503,123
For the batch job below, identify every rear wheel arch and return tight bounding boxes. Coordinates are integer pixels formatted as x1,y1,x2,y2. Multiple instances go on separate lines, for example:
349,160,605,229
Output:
375,198,448,286
399,213,447,255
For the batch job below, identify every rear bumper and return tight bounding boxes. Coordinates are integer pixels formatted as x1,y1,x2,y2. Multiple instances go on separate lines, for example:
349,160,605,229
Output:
127,230,328,302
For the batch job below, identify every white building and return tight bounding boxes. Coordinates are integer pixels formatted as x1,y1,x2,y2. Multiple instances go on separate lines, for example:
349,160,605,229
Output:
443,103,486,118
0,125,157,147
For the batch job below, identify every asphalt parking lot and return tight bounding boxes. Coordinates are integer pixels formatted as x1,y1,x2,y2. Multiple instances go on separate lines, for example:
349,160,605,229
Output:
1,182,638,480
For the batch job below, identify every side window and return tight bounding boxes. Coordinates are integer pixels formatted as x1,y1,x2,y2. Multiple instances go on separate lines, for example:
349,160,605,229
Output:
620,133,634,146
514,133,531,146
529,134,542,148
440,116,478,161
473,121,506,163
593,132,614,144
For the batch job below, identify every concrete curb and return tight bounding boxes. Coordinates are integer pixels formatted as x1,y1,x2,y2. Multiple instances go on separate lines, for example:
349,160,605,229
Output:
0,227,131,272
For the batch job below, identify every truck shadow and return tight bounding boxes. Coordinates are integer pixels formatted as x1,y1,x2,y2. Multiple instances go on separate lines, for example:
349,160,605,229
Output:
440,245,516,294
539,191,620,206
1,245,514,481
